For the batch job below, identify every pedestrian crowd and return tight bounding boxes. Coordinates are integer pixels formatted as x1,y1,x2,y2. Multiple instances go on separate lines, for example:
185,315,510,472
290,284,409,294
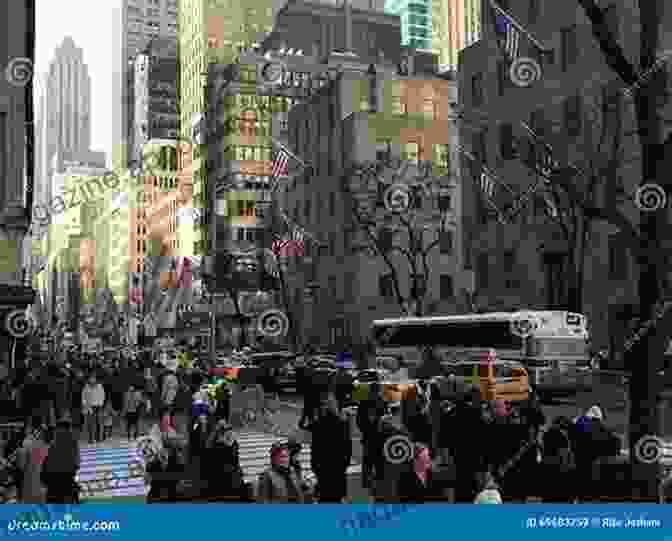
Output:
0,346,625,504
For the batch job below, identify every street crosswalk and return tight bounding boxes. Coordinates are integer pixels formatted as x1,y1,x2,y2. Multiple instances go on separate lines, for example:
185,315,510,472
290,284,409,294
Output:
76,438,147,500
77,432,361,500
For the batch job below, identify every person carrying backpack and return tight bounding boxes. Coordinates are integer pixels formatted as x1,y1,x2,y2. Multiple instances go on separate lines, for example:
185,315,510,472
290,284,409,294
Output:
540,416,577,502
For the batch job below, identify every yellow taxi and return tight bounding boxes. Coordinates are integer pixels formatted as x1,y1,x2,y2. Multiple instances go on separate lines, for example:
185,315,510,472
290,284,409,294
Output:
438,355,530,403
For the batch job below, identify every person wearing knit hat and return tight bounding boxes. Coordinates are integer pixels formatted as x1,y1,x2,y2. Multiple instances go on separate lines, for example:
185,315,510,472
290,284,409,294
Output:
584,405,603,420
257,440,306,503
474,472,502,504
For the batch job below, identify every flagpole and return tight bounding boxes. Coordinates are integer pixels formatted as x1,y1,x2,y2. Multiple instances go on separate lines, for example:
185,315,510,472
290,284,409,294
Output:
271,138,311,169
488,0,551,54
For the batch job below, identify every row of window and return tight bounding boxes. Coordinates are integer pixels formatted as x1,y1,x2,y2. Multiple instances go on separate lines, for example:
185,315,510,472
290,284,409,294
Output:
474,238,631,292
379,273,454,300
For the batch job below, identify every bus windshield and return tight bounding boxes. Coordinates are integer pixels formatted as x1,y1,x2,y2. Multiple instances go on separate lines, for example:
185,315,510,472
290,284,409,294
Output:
373,319,524,350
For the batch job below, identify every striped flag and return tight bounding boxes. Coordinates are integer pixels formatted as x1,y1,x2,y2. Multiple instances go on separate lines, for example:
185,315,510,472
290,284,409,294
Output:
490,0,520,62
291,227,305,255
271,236,289,257
480,171,496,200
271,147,290,178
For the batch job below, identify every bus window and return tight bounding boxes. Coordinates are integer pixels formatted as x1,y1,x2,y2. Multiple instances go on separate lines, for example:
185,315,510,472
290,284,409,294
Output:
478,363,491,379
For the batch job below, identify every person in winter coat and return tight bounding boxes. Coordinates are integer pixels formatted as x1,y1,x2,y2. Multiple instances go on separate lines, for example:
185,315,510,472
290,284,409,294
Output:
82,375,105,443
397,443,446,503
356,382,386,489
307,393,352,502
146,432,186,503
572,405,621,501
123,384,144,440
203,421,248,501
161,368,179,410
474,471,503,504
15,417,49,503
41,417,80,504
189,410,210,468
540,416,577,502
257,441,306,503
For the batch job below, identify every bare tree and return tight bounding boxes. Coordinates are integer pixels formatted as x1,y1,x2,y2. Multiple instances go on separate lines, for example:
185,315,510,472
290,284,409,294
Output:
519,0,672,498
515,83,626,313
342,157,452,317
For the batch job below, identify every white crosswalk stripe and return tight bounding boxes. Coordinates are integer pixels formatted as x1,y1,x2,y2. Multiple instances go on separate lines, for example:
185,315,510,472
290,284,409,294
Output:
76,438,147,500
76,433,360,500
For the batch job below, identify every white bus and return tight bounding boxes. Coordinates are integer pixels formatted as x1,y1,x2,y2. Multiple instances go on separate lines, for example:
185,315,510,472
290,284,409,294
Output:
371,311,591,396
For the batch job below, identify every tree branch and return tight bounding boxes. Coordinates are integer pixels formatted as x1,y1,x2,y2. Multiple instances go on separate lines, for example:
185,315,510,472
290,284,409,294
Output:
576,0,639,86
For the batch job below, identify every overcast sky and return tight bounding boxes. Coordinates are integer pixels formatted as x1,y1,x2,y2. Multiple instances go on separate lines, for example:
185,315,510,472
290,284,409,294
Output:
36,0,115,166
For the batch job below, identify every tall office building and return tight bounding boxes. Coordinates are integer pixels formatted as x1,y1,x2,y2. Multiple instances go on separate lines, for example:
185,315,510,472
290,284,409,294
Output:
111,0,178,170
384,0,480,71
384,0,433,51
35,37,92,209
432,0,480,72
178,0,276,267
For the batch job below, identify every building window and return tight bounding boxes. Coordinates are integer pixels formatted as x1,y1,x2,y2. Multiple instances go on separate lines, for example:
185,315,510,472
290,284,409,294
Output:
561,26,578,72
391,81,404,115
440,274,454,299
471,73,484,107
379,273,395,298
603,4,619,40
499,123,516,160
404,142,419,164
434,144,450,170
438,193,451,212
528,0,540,22
564,95,582,137
503,249,516,273
328,276,337,299
474,129,488,166
422,97,434,119
477,253,489,289
329,192,335,216
378,227,393,253
497,60,508,96
608,236,628,280
376,140,391,162
439,230,453,254
304,198,311,222
530,108,546,138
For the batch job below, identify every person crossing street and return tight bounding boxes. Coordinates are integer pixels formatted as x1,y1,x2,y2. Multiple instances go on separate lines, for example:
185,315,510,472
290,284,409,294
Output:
81,374,105,444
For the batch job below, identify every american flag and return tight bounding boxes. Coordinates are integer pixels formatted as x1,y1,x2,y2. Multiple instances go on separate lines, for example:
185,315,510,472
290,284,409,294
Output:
538,145,560,178
290,227,305,255
271,147,290,178
271,236,289,257
480,171,496,200
490,0,521,62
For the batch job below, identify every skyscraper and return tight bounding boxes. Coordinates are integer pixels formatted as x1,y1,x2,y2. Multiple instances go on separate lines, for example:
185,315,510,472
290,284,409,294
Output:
35,37,92,208
432,0,481,72
383,0,480,72
111,0,178,170
384,0,433,51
